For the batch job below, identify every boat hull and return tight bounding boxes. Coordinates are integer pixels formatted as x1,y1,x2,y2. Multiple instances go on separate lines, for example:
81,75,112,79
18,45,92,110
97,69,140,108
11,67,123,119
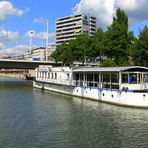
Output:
33,81,148,108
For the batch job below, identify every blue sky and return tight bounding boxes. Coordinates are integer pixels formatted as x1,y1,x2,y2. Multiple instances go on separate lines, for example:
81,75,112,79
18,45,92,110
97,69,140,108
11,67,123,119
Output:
0,0,148,55
3,0,79,34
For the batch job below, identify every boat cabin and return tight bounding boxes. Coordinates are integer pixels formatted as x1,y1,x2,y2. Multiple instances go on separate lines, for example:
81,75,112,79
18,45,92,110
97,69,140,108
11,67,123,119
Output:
36,66,73,85
73,66,148,91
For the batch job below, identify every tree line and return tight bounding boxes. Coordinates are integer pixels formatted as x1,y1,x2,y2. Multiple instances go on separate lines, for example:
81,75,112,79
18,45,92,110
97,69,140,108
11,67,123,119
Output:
52,8,148,67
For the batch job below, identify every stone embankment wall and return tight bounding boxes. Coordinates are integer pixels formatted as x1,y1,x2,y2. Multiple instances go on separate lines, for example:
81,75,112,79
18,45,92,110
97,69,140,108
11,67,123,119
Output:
0,69,36,79
0,70,28,79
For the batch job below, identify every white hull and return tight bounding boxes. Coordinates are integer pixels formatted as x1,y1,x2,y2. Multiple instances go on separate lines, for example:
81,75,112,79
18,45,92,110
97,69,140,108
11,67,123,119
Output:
33,81,148,108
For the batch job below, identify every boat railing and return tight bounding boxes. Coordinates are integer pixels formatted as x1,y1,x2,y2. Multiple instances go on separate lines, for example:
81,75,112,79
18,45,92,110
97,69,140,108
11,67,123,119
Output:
72,80,119,89
36,77,74,86
120,83,147,90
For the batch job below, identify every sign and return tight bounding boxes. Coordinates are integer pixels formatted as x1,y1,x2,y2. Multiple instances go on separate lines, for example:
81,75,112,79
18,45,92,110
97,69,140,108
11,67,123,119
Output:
83,15,89,25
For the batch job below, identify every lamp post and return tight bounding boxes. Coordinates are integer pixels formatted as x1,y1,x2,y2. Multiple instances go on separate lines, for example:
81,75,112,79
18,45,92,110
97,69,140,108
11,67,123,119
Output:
29,31,34,59
45,20,49,61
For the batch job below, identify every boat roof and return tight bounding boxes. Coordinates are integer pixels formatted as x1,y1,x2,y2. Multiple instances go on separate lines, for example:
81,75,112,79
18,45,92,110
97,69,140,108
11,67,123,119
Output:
73,66,148,73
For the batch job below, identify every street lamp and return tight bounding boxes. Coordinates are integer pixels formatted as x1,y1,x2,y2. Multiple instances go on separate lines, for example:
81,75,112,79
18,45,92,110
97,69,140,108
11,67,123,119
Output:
29,31,34,59
33,18,49,61
45,20,49,61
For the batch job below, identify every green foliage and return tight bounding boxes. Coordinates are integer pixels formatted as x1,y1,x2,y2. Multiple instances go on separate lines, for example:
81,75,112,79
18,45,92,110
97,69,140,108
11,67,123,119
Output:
91,28,107,64
106,8,130,65
133,26,148,66
101,59,117,67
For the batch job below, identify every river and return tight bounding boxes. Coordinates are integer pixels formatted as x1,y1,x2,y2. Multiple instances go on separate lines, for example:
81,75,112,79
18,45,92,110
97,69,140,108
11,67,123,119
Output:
0,76,148,148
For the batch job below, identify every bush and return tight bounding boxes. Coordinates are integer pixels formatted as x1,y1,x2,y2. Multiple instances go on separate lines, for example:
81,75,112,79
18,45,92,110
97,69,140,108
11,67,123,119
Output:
101,59,117,67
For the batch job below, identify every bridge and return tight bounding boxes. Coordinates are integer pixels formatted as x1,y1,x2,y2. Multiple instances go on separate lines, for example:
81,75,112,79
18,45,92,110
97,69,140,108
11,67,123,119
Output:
0,59,62,69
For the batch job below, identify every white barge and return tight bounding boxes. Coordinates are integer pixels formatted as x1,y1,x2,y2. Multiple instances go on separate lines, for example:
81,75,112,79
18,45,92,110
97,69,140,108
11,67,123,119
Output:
33,66,148,108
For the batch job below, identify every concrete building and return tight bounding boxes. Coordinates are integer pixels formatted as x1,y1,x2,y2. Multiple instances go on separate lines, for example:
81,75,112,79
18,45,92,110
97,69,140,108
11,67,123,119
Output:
47,43,56,61
24,47,45,61
56,14,96,45
24,44,56,61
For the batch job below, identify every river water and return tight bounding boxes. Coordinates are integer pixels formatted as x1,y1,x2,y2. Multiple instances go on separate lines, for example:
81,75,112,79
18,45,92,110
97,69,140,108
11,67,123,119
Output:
0,77,148,148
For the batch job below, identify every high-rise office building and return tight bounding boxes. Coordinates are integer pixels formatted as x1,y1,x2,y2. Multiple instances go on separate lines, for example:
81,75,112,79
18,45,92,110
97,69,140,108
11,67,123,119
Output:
56,14,96,45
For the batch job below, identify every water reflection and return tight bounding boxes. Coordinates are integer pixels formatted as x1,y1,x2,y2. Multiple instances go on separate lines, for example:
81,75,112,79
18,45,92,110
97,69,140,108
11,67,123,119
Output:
0,77,148,147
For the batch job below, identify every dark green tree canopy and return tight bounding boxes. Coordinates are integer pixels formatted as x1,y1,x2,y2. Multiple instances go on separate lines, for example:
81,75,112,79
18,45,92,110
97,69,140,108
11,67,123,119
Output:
133,26,148,66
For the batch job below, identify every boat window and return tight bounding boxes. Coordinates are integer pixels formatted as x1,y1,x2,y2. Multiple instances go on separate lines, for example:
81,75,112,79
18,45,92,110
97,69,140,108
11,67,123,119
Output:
102,73,110,88
122,74,128,83
55,73,57,79
111,73,119,89
87,74,93,81
76,74,79,81
143,74,148,83
94,74,99,82
111,73,118,83
75,73,79,86
80,74,83,81
87,74,93,87
128,74,137,84
122,73,138,84
146,75,148,83
80,74,84,86
103,73,110,82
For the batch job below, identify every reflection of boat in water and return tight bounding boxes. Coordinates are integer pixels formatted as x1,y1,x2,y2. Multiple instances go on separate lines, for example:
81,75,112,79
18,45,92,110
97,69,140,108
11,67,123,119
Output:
33,66,148,108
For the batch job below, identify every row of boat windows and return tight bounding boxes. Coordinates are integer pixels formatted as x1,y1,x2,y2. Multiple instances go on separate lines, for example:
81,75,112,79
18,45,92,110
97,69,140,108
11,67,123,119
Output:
73,73,119,89
73,73,146,89
74,73,144,84
74,73,118,82
37,72,70,80
37,72,57,79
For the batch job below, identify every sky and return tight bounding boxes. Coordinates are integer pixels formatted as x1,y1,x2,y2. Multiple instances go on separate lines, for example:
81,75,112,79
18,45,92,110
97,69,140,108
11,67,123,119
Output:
0,0,148,56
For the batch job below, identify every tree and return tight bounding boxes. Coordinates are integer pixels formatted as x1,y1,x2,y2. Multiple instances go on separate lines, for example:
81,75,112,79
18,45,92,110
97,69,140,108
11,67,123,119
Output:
52,43,73,64
101,58,117,67
90,28,107,64
52,33,91,64
133,26,148,66
107,8,130,65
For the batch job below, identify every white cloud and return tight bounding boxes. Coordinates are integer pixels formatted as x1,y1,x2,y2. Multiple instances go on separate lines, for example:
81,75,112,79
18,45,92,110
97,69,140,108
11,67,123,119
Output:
0,48,15,55
0,1,25,22
0,42,5,49
115,0,138,11
0,44,29,55
75,0,114,28
75,0,148,28
0,29,19,41
33,18,47,24
15,44,29,54
25,30,55,42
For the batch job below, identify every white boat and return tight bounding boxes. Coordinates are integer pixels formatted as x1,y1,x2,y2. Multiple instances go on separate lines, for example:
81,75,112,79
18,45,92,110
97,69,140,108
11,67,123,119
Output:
33,65,148,108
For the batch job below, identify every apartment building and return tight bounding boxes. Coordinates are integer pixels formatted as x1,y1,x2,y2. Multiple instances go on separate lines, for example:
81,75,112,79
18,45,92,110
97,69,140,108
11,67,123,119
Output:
56,14,96,45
